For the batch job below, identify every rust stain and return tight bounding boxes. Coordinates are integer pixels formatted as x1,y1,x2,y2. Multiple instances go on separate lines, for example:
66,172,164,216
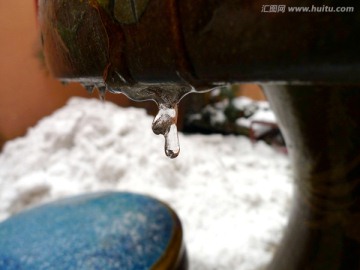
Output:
167,0,197,82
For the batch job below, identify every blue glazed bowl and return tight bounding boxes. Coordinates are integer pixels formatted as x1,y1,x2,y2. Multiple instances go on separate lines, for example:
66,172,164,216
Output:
0,192,187,270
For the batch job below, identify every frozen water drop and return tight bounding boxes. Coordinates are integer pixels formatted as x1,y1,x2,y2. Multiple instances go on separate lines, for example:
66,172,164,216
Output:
152,103,180,159
97,85,107,101
152,105,176,135
82,84,95,94
165,124,180,159
103,75,217,157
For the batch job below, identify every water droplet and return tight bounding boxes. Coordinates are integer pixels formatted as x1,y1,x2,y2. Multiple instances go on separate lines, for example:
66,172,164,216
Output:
82,84,95,94
165,124,180,158
103,70,220,158
152,103,180,159
97,85,107,101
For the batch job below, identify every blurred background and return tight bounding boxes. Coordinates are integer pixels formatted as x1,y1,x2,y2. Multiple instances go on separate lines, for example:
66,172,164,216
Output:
0,1,267,150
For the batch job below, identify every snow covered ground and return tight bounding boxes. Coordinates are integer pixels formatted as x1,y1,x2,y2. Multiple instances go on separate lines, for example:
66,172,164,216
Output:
0,97,293,270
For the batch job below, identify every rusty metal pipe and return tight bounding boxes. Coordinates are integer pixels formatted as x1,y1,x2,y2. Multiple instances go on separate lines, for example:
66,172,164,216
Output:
37,0,360,269
38,0,360,87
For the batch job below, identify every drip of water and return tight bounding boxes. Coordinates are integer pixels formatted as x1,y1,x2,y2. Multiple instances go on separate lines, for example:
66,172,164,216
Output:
97,85,107,101
78,71,220,158
120,84,191,159
165,123,180,159
152,103,180,158
82,84,95,94
105,75,193,158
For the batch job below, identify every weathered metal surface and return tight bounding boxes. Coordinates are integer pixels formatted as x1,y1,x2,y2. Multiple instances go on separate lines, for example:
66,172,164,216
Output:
178,0,360,83
39,0,109,79
38,0,360,87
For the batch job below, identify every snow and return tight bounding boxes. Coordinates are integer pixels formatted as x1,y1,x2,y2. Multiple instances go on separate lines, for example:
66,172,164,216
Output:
234,97,276,129
232,96,254,110
0,97,293,270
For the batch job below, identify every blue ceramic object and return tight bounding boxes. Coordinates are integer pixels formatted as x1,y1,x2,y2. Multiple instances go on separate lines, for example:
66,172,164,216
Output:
0,192,184,270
